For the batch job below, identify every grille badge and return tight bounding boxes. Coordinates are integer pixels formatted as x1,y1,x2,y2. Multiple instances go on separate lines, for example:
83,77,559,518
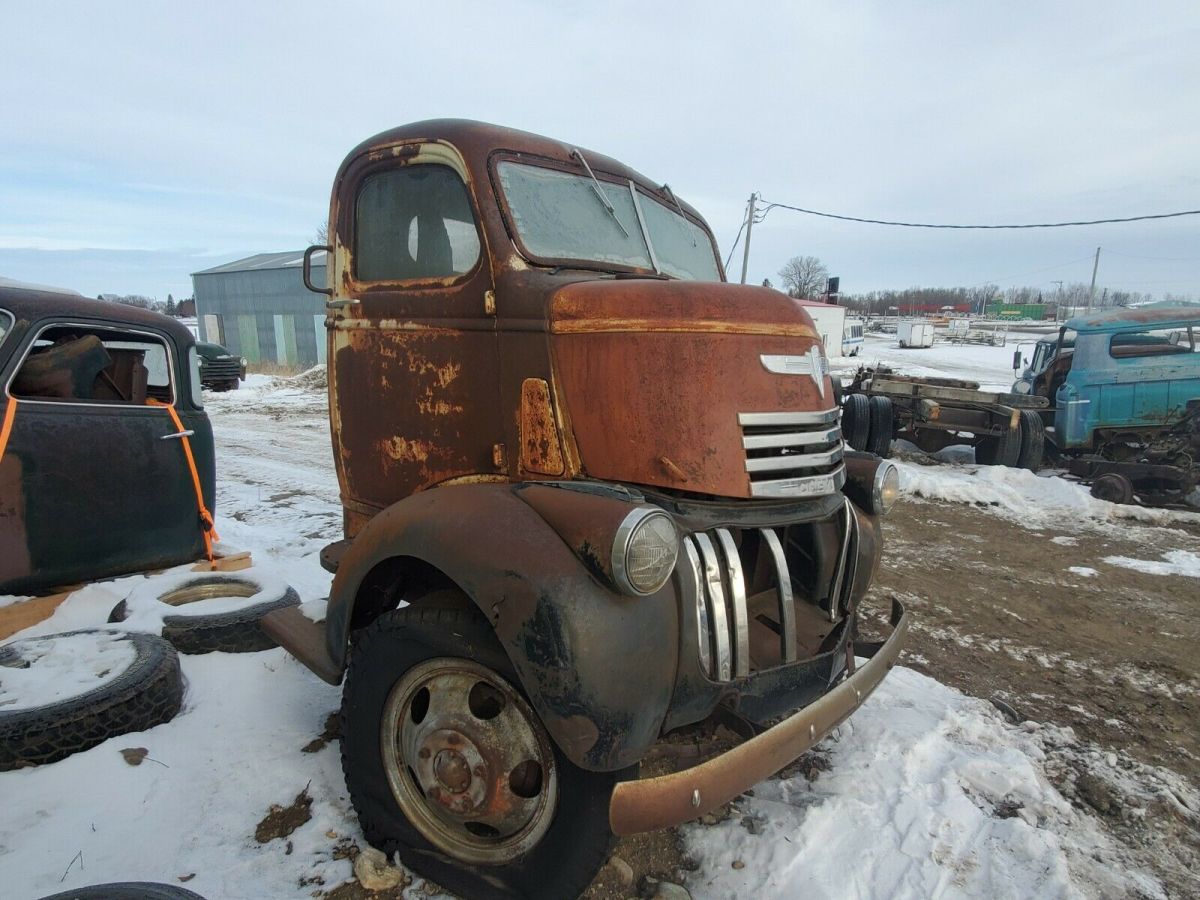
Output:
760,347,828,398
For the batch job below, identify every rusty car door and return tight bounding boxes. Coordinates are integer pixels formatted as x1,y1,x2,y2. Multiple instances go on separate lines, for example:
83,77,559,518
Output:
327,142,502,528
0,318,209,594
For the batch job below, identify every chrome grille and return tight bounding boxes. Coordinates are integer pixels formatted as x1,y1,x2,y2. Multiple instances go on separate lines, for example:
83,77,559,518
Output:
739,408,846,498
683,499,859,681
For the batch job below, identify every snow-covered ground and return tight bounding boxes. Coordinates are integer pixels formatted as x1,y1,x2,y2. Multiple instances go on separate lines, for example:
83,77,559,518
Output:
1,364,1196,899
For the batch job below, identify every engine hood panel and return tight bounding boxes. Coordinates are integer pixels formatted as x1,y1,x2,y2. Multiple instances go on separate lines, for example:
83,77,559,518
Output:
548,280,839,498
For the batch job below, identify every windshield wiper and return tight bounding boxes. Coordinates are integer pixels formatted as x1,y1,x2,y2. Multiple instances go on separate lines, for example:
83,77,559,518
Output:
661,183,697,247
571,148,630,237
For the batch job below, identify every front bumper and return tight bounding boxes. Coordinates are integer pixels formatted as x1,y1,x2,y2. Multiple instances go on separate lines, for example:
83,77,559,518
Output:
608,596,908,835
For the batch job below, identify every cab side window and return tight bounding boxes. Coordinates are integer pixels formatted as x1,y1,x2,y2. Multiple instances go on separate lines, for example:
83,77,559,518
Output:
11,325,174,405
355,165,481,282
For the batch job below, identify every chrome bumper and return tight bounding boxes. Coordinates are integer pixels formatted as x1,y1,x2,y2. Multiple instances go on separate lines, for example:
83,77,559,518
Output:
608,597,908,835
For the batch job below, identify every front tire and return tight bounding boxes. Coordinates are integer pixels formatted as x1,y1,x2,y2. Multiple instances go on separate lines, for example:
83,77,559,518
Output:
340,601,628,900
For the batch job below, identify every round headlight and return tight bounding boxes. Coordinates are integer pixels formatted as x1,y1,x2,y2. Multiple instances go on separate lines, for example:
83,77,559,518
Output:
612,508,678,595
872,462,900,515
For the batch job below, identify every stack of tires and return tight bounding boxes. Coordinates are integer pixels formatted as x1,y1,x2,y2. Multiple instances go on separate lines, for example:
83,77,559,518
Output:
842,393,895,458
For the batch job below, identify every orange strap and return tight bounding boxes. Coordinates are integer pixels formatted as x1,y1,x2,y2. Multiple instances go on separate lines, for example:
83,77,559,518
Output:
0,396,16,463
151,400,220,564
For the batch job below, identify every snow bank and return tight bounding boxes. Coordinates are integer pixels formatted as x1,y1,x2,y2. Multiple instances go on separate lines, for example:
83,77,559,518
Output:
683,666,1161,900
895,457,1200,531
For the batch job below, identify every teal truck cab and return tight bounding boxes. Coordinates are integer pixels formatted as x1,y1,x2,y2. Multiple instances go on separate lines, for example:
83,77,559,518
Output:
1012,307,1200,502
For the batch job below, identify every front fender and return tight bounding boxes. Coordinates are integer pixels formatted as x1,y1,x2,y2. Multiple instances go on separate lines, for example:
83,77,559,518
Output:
327,483,679,771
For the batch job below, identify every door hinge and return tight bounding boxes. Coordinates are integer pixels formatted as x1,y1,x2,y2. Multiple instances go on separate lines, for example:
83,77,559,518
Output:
492,442,507,470
484,290,497,316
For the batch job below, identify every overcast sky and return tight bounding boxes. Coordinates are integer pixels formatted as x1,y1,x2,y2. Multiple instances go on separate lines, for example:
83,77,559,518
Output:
2,1,1197,301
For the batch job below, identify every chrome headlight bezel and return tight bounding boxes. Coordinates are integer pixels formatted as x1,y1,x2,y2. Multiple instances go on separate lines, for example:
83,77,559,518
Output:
872,461,900,515
611,507,679,596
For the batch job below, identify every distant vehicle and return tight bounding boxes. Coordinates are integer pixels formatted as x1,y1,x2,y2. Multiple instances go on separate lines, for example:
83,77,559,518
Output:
0,284,215,594
196,341,246,391
1012,307,1200,503
897,320,934,348
843,316,865,356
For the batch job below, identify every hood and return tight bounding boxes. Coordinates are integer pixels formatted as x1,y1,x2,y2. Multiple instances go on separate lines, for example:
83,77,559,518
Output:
547,280,842,498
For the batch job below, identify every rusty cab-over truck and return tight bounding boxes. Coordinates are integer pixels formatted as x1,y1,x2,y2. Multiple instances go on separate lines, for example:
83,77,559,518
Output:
264,120,907,899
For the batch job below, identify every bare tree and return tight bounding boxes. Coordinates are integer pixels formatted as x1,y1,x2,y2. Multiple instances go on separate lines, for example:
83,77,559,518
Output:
312,222,329,245
778,256,829,299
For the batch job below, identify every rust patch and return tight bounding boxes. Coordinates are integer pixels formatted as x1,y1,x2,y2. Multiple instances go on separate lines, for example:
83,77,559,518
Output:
519,378,565,476
381,436,433,464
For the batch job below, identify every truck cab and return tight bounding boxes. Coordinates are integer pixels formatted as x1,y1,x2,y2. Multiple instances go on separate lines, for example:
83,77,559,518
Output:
1013,309,1200,451
271,120,906,899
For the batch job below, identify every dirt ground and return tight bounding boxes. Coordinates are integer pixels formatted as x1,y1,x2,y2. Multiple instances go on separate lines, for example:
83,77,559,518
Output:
585,494,1200,899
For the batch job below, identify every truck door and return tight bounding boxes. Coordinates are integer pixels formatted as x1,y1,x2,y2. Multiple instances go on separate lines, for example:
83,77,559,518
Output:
327,144,501,525
0,321,205,593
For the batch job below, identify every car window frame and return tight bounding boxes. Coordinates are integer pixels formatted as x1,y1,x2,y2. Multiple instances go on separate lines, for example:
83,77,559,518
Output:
347,155,487,292
489,151,723,279
3,319,181,409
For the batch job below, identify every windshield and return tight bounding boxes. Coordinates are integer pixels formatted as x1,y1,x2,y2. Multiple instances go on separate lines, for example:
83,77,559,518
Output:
496,161,721,281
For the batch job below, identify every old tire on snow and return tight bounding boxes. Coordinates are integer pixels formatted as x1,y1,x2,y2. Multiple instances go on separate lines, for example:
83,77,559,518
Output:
1016,410,1045,471
1091,473,1135,505
975,424,1021,467
0,631,182,772
35,882,207,900
841,394,871,451
866,395,894,458
110,574,300,655
341,600,634,900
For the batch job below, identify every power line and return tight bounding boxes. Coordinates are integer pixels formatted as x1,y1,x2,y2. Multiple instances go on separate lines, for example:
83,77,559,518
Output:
722,202,752,272
971,254,1097,287
753,200,1200,230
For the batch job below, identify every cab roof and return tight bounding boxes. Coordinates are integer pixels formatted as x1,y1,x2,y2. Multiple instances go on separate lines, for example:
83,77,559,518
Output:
0,282,195,344
1065,306,1200,333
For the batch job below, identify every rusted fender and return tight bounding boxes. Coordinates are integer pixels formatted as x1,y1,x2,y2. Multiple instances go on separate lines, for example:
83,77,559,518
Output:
326,482,679,772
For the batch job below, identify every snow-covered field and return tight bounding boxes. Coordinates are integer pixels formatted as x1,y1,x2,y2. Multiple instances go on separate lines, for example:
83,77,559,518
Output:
2,357,1197,899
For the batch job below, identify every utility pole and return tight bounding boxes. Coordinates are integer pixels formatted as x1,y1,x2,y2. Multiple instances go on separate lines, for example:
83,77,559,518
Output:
739,192,757,285
1087,246,1101,312
1052,280,1064,322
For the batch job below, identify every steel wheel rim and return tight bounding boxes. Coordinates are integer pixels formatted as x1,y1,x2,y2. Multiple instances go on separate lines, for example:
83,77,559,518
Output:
380,657,558,865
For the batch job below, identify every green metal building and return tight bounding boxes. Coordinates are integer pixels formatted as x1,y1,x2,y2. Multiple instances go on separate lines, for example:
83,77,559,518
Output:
191,251,327,368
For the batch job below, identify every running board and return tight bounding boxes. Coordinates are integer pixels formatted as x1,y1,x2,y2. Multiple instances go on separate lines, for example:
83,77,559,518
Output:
261,606,342,685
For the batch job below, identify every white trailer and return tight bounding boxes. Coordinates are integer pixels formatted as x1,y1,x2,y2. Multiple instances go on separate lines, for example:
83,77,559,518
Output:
799,302,847,357
897,320,934,348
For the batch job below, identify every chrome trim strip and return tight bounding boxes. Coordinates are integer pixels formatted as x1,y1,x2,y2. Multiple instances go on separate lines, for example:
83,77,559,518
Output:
748,464,847,498
760,528,796,663
682,538,713,678
840,502,861,614
714,529,750,679
738,408,840,427
741,426,840,450
693,533,732,682
744,445,844,473
826,498,854,622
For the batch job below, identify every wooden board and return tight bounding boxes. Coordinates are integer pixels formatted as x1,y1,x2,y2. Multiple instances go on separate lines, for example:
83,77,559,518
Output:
0,590,74,641
191,551,253,573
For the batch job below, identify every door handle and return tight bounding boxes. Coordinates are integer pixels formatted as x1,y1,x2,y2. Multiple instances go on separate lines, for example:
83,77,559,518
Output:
161,430,195,441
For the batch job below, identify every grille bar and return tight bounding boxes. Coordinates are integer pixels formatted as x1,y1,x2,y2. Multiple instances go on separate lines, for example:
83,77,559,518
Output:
692,533,733,682
714,529,750,678
759,527,797,662
745,446,844,473
738,408,840,427
749,464,847,499
741,426,841,451
682,539,713,678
